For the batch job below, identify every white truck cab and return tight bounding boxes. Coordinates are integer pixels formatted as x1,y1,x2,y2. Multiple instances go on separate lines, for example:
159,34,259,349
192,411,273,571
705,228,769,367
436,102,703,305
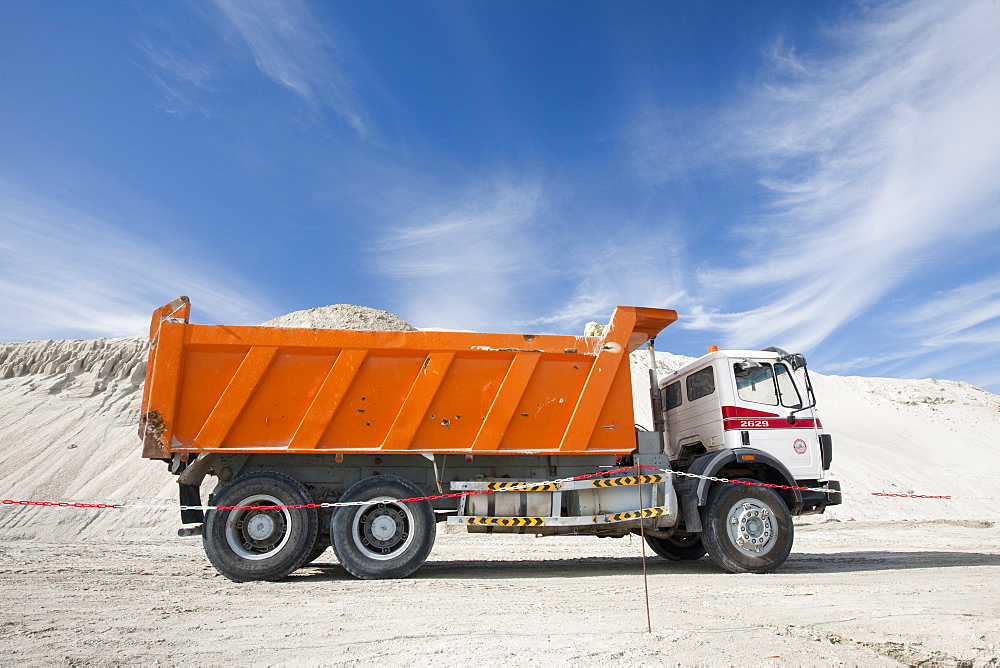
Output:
658,347,839,517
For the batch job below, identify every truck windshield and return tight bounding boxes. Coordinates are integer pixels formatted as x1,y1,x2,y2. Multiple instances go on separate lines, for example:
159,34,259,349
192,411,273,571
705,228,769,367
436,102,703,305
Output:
774,363,802,409
734,362,803,408
735,363,777,405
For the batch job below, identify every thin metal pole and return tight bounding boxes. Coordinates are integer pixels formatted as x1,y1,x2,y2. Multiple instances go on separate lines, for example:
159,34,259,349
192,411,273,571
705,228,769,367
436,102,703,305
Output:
638,338,659,634
637,465,652,633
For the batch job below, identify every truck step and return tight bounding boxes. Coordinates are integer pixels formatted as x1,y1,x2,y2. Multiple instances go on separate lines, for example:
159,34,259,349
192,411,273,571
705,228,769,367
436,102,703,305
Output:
447,505,672,527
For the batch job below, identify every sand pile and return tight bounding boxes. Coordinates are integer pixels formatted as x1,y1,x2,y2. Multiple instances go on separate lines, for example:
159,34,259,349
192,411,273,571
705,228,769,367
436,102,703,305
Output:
260,304,416,331
0,336,162,542
0,306,416,542
809,373,1000,520
1,307,998,543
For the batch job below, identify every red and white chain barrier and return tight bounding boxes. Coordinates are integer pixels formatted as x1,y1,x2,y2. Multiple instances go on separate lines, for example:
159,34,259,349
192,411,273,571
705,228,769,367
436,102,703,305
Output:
650,468,957,499
4,466,639,512
3,464,998,511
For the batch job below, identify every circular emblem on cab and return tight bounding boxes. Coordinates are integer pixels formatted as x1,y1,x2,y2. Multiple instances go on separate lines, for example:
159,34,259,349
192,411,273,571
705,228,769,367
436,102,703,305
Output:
793,439,807,455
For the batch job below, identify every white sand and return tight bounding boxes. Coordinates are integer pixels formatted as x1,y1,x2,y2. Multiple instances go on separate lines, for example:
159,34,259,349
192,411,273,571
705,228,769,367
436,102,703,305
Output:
260,303,416,331
1,308,999,664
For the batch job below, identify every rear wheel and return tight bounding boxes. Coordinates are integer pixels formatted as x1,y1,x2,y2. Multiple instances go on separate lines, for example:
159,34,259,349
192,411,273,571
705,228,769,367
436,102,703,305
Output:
202,471,318,582
330,475,435,580
701,481,793,574
645,532,706,561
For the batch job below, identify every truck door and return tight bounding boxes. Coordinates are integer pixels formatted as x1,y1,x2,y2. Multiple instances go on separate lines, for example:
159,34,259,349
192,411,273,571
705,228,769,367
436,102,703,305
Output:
728,360,821,478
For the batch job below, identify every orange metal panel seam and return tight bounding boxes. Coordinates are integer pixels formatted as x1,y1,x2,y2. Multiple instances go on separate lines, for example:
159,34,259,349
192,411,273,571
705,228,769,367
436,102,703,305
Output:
141,298,190,420
183,325,598,356
558,307,637,451
153,322,187,455
470,352,542,451
381,351,456,451
287,349,368,450
193,347,279,449
192,446,631,456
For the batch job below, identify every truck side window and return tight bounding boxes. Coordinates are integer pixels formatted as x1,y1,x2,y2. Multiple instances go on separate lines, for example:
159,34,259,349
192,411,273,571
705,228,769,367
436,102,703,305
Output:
774,363,803,409
686,367,716,402
735,363,777,406
662,381,682,411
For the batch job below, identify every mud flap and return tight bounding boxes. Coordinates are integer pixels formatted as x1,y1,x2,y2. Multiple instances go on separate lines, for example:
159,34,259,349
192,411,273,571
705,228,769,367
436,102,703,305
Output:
179,483,204,525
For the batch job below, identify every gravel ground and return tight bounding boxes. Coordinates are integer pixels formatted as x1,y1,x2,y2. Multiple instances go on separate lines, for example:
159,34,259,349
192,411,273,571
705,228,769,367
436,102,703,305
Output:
2,518,998,666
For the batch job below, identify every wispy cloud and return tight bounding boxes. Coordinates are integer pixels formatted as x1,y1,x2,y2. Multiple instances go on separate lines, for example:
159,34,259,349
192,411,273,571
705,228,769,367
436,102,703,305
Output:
133,0,366,134
823,272,1000,391
0,180,276,341
373,179,547,331
372,174,693,334
520,224,689,331
677,0,1000,360
209,0,366,135
132,37,220,116
907,276,1000,346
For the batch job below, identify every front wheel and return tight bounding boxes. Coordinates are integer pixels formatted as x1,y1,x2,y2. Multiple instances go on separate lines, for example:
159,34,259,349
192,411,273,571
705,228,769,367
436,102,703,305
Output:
202,471,319,582
700,481,793,574
330,475,436,580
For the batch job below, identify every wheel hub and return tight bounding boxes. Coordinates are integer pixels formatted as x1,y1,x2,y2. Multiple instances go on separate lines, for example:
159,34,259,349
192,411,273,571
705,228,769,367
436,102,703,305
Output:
246,513,277,541
370,515,398,541
726,499,774,555
352,500,414,560
225,495,291,560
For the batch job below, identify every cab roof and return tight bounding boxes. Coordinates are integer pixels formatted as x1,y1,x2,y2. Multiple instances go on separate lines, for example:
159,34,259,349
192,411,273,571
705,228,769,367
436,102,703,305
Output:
657,349,787,387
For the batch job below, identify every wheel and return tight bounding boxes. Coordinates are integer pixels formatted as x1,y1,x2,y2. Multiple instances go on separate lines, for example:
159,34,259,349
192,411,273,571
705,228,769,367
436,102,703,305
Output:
700,481,793,574
330,475,435,580
202,471,319,582
645,532,707,561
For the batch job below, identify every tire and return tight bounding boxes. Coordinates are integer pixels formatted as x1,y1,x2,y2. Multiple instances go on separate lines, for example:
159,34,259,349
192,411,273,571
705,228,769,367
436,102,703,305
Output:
645,533,707,561
700,481,793,574
301,534,330,566
202,471,319,582
330,475,435,580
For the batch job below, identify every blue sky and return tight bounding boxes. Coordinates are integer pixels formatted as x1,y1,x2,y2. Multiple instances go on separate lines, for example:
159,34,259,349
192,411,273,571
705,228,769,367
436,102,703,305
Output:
2,0,999,392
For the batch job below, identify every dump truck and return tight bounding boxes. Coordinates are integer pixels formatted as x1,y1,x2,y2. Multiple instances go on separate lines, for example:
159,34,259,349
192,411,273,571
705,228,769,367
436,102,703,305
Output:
140,297,840,581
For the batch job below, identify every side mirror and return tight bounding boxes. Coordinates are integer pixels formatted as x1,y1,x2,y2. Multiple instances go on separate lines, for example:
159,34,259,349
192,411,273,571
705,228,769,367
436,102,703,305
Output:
763,346,808,370
787,353,807,371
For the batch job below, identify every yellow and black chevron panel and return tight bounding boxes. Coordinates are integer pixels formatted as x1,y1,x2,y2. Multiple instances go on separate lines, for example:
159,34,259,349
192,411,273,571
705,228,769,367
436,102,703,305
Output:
485,482,560,492
591,475,664,488
465,516,545,527
600,506,670,523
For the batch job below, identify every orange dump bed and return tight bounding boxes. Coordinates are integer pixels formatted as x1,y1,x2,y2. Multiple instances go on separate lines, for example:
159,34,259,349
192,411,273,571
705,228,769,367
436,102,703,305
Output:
140,298,676,459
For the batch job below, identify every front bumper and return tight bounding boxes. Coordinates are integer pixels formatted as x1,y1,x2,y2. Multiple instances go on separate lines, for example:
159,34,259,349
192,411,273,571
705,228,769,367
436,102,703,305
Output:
798,479,841,515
